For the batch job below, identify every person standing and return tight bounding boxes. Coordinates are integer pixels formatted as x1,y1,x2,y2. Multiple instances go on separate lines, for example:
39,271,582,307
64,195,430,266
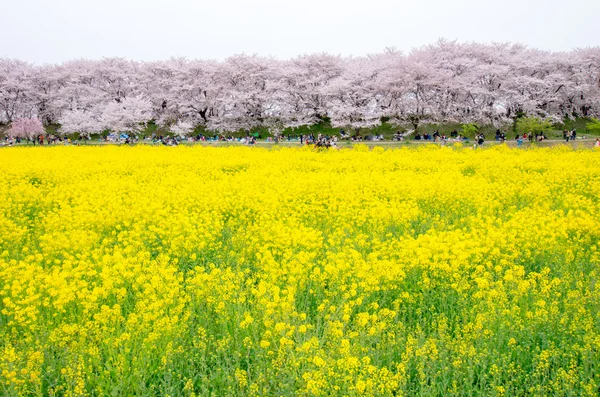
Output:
477,133,485,148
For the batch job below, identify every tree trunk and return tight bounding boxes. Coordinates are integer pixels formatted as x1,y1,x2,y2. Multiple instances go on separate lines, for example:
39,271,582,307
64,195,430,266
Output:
199,108,208,123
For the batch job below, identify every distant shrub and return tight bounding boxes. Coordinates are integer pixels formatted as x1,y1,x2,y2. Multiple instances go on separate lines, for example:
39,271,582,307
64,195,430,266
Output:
587,118,600,134
516,116,552,134
461,123,479,136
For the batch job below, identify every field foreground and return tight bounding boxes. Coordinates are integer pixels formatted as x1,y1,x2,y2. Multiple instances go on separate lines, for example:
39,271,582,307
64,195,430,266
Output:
1,145,599,396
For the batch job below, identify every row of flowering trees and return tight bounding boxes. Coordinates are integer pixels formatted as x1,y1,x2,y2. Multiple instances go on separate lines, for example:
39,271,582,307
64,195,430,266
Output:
2,40,600,137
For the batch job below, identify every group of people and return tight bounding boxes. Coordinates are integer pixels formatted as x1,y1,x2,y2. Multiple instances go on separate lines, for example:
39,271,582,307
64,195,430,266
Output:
494,130,508,142
300,133,339,148
474,133,486,147
563,129,578,142
494,130,548,143
2,134,83,146
2,136,22,146
414,130,469,143
392,132,406,141
152,136,178,146
148,134,246,145
4,127,600,148
413,130,513,148
337,130,387,141
314,137,339,148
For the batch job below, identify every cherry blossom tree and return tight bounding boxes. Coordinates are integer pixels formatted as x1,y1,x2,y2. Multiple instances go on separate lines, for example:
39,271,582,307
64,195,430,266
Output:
206,54,298,136
7,117,45,140
327,57,382,129
282,53,345,127
1,42,599,135
0,59,35,123
28,65,66,125
51,60,106,124
100,96,153,135
59,108,104,137
170,120,195,137
150,59,222,128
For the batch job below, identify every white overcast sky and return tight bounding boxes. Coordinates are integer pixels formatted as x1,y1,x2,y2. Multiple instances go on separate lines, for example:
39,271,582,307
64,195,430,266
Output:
3,0,599,64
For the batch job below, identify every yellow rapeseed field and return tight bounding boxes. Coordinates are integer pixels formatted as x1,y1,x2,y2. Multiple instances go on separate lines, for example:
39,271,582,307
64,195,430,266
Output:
1,144,599,396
